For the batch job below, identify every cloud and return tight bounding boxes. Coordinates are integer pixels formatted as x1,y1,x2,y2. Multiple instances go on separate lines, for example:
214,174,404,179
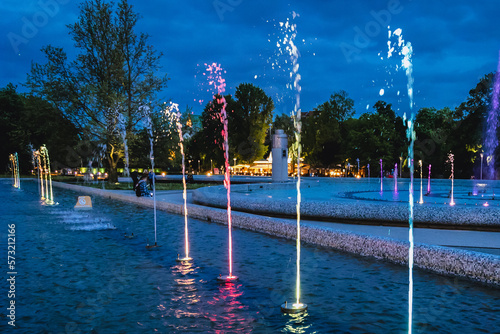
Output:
1,0,499,117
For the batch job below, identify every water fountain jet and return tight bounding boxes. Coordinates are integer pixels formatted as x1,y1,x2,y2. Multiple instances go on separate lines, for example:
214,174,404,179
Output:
9,153,20,189
278,13,307,314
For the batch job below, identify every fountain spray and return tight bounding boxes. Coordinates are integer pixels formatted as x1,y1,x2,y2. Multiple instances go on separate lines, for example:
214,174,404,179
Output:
206,63,237,283
448,153,455,206
146,114,159,250
394,163,398,193
40,145,55,205
387,27,415,334
418,160,424,204
117,113,130,178
484,51,500,180
170,103,192,263
380,159,383,193
279,13,307,314
9,153,20,189
427,164,431,194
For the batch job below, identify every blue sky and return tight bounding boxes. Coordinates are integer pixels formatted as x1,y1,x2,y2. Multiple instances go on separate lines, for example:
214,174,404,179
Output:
1,0,499,117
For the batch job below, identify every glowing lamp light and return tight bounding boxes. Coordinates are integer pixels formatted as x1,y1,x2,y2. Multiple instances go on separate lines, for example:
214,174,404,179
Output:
161,172,166,177
483,202,489,207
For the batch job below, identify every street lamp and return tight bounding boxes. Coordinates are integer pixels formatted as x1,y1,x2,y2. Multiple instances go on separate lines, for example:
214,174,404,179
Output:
210,159,213,174
233,158,237,175
198,160,200,174
480,153,484,180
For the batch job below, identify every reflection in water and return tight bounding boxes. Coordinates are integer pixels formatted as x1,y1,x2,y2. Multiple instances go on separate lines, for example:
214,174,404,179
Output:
157,262,204,331
208,282,254,333
283,312,312,333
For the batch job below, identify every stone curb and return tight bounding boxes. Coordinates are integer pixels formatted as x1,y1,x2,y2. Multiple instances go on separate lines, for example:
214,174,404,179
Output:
52,181,500,287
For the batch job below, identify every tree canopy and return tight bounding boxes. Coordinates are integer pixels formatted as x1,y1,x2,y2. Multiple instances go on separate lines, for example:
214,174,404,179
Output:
27,0,168,182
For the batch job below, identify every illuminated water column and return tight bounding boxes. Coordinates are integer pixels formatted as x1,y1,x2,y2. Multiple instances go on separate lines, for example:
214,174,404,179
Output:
173,104,192,263
427,164,431,194
205,63,238,283
418,160,424,204
280,14,307,314
9,153,20,189
40,145,55,205
387,27,415,334
380,159,383,193
448,153,456,206
146,115,159,250
394,163,398,193
484,51,500,180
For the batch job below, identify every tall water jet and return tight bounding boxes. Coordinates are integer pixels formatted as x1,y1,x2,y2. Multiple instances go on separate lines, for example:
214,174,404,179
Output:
146,114,159,249
394,163,398,193
278,13,307,314
380,159,383,193
448,153,456,206
40,145,55,205
9,153,20,189
169,103,192,263
206,63,237,283
387,27,415,334
33,150,44,199
418,160,424,204
484,51,500,180
117,113,130,178
427,164,431,194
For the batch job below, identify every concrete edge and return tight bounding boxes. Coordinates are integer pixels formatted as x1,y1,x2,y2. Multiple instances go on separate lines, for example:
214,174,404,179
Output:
52,181,500,287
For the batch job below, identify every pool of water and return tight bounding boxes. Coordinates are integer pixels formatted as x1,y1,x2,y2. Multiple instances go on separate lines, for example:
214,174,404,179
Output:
251,178,500,207
1,180,499,333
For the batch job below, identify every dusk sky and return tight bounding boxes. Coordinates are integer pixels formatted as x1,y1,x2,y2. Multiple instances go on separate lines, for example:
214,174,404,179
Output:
2,0,499,117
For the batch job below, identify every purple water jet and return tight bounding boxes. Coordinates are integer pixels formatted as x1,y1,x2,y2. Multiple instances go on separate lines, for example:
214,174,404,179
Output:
484,51,500,180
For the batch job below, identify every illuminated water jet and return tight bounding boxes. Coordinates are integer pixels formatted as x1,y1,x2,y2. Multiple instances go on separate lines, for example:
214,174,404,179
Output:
427,164,431,194
394,163,398,193
9,153,20,189
205,63,238,283
380,159,383,193
146,114,159,250
278,13,307,314
40,145,56,205
418,160,424,204
448,153,456,206
484,51,500,180
117,113,130,177
168,103,192,263
387,27,414,334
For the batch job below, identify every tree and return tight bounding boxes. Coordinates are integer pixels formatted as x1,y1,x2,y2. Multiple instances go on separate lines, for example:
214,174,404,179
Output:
27,0,168,182
302,90,355,167
190,94,228,170
226,83,274,163
0,84,80,173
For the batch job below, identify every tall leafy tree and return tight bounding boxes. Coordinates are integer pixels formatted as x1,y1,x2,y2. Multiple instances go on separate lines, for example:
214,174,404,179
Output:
0,84,80,173
302,90,355,167
27,0,168,182
226,83,274,163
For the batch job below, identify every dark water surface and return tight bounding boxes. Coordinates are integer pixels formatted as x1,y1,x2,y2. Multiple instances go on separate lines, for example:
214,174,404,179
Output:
0,180,499,333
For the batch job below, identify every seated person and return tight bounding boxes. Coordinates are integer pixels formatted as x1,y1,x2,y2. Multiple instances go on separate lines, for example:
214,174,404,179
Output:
135,174,152,197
